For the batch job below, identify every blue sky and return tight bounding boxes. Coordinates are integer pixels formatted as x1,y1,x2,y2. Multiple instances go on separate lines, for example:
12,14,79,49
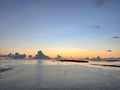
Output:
0,0,120,58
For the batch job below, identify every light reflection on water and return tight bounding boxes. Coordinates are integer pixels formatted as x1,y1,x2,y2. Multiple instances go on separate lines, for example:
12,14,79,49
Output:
0,60,120,90
89,61,120,66
41,60,120,70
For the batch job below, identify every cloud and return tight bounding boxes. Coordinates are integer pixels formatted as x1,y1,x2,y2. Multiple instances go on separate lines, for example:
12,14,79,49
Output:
111,36,120,39
93,0,105,6
106,50,112,52
7,53,26,59
94,25,101,29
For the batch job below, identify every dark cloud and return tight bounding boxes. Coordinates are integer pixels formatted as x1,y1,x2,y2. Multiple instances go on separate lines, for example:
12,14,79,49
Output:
34,50,50,59
94,25,101,29
93,0,105,6
111,36,120,39
7,53,26,59
106,50,112,52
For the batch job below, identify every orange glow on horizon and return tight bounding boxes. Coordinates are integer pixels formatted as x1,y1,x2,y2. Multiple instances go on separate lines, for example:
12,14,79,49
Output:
0,48,120,59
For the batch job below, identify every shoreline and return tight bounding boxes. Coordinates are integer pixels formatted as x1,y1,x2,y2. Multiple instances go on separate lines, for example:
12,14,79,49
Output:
90,64,120,67
89,61,120,68
59,59,88,63
0,67,12,72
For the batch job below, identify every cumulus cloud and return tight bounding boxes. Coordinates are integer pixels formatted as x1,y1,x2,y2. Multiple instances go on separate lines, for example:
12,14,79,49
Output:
7,53,26,59
111,36,120,39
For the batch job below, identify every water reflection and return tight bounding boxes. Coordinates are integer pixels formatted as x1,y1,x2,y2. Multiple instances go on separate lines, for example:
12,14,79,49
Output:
89,61,120,66
0,60,120,70
0,60,120,90
41,60,89,66
22,60,38,65
38,60,120,70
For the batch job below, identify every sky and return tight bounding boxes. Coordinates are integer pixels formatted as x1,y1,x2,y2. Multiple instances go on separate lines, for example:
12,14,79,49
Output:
0,0,120,58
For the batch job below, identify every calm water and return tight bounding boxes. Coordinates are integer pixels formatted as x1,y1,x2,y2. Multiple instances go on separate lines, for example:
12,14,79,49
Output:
0,60,120,90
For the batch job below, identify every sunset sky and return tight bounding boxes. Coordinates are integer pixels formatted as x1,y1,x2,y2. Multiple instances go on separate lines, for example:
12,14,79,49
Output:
0,0,120,58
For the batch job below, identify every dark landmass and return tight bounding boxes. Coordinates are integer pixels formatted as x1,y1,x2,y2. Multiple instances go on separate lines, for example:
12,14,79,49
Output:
0,67,12,72
90,64,120,67
59,60,88,63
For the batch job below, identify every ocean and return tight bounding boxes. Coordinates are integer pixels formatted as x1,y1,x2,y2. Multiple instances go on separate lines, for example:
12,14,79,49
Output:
0,60,120,90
